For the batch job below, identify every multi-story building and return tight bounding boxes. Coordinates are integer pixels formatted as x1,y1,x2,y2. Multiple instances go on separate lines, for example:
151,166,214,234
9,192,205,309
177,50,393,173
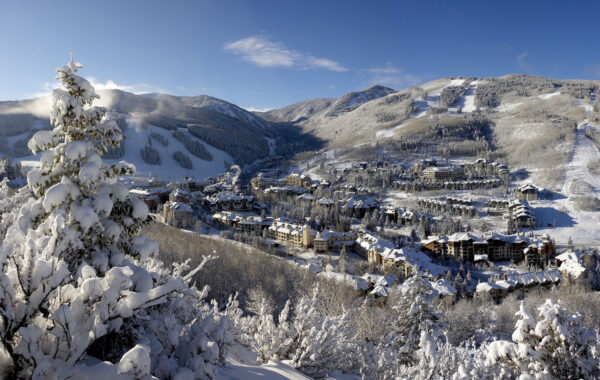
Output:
313,230,358,254
422,232,553,265
268,220,316,249
204,192,257,213
343,195,378,217
518,184,539,201
507,199,535,231
162,201,194,228
422,166,465,181
212,211,271,234
284,173,312,188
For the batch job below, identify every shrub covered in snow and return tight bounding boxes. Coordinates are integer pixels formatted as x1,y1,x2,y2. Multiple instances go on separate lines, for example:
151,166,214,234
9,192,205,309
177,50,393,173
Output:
140,144,161,165
171,129,213,161
440,85,465,107
487,300,598,379
173,150,193,169
149,131,169,147
0,53,231,379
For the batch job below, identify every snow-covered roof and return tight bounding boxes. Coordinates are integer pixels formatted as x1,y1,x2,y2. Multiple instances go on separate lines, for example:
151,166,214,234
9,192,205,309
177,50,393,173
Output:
431,279,456,296
317,197,336,205
560,260,587,279
370,285,389,297
555,250,583,263
356,233,395,253
297,193,316,201
170,201,193,213
343,195,377,209
209,191,253,203
447,232,481,243
519,184,539,193
171,188,190,197
476,282,503,293
495,280,517,290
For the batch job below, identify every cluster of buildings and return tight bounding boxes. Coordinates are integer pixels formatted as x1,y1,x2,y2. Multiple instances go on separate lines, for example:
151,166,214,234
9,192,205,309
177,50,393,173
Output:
463,158,510,182
393,178,503,192
421,232,554,266
356,232,446,278
251,171,331,194
212,211,270,234
416,197,476,217
475,269,562,303
342,195,379,217
383,206,421,225
127,169,267,230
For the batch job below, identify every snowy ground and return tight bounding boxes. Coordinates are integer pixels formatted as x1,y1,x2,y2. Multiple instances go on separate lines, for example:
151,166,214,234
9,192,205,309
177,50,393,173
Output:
218,345,311,380
539,91,560,100
218,344,360,380
496,101,523,112
456,80,478,112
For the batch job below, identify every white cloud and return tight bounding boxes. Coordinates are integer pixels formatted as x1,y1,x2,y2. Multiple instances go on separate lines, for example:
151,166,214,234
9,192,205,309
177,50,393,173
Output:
243,106,273,113
585,63,600,78
364,64,422,89
87,77,136,92
224,36,348,72
517,52,533,72
366,66,401,75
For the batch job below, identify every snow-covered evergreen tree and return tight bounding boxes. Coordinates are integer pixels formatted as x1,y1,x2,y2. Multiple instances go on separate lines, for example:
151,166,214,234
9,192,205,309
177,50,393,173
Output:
388,272,441,365
0,53,230,379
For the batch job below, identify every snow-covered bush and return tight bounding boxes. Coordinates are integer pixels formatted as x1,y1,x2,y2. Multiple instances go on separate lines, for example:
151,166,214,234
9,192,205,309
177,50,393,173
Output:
287,288,357,378
173,150,193,169
226,286,357,378
140,144,161,165
0,53,230,379
440,85,465,107
487,299,598,379
0,178,31,240
171,129,212,161
149,132,169,147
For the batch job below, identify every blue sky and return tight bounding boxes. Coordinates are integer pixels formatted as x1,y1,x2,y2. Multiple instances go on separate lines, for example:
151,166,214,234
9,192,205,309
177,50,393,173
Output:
1,0,600,110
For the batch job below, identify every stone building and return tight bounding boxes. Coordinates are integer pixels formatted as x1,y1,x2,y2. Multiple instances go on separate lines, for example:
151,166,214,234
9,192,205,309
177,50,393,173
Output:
162,201,194,228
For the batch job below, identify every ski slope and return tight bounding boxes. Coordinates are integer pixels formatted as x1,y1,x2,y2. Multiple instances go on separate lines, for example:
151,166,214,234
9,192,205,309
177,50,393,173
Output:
17,119,235,181
376,79,478,139
105,119,233,180
560,123,600,194
534,107,600,245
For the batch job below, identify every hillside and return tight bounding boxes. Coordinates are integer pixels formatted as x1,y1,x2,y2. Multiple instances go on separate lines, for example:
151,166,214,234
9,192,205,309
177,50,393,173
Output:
0,89,324,179
261,75,600,189
2,76,600,187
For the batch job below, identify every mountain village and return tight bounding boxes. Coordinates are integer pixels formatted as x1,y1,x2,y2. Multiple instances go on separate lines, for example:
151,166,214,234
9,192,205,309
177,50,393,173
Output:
123,150,598,308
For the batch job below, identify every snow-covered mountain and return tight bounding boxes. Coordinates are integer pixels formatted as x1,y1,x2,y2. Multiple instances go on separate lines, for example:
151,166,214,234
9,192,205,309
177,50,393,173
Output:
2,77,600,186
0,89,317,179
260,75,600,189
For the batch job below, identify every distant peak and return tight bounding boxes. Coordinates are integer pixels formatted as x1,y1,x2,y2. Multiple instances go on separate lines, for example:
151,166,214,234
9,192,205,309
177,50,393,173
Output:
364,84,395,92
